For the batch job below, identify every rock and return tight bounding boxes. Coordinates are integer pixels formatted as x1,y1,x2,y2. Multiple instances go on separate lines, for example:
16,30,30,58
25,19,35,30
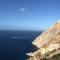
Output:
26,20,60,60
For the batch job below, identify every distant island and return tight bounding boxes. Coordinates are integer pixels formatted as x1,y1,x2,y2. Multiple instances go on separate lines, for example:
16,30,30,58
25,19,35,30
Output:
26,20,60,60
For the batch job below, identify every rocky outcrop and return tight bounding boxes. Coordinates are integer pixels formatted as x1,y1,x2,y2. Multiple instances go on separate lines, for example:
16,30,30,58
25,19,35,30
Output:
26,20,60,60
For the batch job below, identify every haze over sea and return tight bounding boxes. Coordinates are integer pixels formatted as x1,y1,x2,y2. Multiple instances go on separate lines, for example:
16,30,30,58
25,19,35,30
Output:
0,30,42,60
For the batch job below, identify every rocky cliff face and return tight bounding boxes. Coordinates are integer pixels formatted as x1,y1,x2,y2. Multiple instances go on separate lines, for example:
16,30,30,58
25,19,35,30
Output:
26,20,60,60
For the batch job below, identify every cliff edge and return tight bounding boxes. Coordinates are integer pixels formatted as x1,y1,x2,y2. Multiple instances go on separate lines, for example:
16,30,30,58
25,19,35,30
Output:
26,20,60,60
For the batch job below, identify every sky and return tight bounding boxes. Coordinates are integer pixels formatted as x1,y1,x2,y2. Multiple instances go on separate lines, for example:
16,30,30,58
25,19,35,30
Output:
0,0,60,31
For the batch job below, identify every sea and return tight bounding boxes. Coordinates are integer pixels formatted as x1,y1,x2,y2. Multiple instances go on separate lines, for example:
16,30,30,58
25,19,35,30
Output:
0,30,42,60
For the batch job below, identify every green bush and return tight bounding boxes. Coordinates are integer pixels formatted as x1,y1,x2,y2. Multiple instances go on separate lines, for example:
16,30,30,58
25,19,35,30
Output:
52,54,60,60
40,54,60,60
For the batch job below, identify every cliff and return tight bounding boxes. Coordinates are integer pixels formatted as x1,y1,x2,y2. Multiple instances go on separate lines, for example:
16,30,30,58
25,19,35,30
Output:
26,20,60,60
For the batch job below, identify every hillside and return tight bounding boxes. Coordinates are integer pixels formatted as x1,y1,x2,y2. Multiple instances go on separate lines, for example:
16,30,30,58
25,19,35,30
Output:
26,20,60,60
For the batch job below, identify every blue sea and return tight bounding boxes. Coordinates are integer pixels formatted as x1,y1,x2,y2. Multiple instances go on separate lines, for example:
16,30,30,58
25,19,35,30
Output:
0,30,42,60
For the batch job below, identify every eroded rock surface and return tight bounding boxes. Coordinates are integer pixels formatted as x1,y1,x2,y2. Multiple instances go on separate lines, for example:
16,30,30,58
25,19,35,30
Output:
26,20,60,60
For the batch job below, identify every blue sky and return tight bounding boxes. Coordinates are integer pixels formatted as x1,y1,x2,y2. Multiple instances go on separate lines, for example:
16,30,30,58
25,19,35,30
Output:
0,0,60,31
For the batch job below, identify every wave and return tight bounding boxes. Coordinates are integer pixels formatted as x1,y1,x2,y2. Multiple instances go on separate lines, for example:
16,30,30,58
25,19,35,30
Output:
11,36,32,39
